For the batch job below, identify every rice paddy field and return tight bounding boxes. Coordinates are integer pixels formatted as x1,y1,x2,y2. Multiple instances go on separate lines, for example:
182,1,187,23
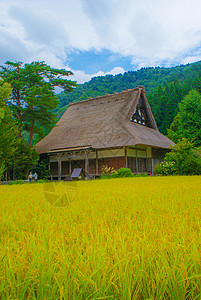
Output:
0,176,201,299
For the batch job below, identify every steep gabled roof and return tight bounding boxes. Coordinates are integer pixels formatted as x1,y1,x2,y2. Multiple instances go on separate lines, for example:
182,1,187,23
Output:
35,87,174,154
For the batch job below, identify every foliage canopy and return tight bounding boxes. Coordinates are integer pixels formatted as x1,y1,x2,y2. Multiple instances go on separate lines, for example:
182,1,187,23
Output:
155,139,201,175
168,90,201,147
0,81,17,179
0,61,76,146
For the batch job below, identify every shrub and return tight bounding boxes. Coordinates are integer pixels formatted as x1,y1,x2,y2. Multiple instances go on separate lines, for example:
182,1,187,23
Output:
36,179,51,183
155,139,201,175
101,165,116,175
8,180,24,185
154,164,162,175
100,167,134,179
99,174,112,179
156,161,178,175
134,173,148,177
100,165,116,179
111,168,134,178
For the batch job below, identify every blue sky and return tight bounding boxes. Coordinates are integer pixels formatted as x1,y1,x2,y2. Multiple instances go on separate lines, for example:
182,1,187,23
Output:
1,0,201,83
67,49,133,73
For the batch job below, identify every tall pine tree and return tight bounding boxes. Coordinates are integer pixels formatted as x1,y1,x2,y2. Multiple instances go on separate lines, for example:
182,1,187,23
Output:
0,61,76,146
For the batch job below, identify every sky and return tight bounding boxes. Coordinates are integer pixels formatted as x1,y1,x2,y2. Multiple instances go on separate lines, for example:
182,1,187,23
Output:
1,0,201,84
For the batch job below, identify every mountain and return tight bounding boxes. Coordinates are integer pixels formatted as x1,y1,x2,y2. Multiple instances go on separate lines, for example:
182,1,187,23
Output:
57,61,201,109
55,61,201,136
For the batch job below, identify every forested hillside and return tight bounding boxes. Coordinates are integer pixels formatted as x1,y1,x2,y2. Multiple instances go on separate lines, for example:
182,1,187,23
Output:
57,61,201,107
57,61,201,135
149,74,201,135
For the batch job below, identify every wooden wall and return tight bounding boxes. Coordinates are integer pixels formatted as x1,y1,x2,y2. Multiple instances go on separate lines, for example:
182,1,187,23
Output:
49,146,154,176
61,161,69,175
97,157,125,174
50,162,58,175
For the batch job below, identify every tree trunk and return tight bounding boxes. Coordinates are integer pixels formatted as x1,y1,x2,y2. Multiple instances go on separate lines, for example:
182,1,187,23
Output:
18,124,22,138
13,167,15,181
28,120,35,147
16,90,22,138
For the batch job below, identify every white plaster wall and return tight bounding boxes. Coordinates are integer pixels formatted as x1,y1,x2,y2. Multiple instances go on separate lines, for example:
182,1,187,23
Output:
147,147,152,158
127,146,152,158
49,146,152,161
98,149,124,158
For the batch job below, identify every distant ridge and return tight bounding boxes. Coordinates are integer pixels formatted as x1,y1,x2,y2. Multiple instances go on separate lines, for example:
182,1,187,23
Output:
57,60,201,112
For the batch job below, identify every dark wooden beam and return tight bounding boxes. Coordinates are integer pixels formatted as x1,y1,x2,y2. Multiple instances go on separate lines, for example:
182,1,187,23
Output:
85,156,89,174
145,147,147,172
136,148,138,173
125,147,128,168
69,159,72,175
58,158,62,180
96,150,98,174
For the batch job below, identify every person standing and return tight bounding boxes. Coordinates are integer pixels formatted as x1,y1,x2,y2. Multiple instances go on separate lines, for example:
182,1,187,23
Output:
28,172,33,183
33,172,38,182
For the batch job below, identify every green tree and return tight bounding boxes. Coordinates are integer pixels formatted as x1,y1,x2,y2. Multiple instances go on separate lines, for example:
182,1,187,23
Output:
163,81,183,131
151,84,166,133
0,80,39,181
0,61,76,146
167,113,182,144
148,81,184,134
33,157,50,180
178,90,201,146
168,90,201,147
11,140,38,180
155,139,201,175
0,82,18,179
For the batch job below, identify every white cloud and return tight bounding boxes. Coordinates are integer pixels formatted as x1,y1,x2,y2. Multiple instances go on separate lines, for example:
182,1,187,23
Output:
73,67,125,84
182,55,201,66
91,66,125,79
1,0,201,82
73,70,91,84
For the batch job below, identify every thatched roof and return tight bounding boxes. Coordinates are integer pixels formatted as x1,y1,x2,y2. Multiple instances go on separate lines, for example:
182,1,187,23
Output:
35,86,174,154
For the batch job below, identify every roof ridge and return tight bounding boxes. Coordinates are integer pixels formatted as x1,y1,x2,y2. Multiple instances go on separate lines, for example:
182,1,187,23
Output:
69,87,141,106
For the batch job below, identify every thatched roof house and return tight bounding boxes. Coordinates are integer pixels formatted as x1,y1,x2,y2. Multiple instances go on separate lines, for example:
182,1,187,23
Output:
36,86,174,179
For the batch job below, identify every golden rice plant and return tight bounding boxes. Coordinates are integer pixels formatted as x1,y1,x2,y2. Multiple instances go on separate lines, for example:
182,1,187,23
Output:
0,176,201,299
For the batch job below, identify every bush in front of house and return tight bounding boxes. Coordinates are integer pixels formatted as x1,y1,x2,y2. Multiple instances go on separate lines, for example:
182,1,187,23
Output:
134,173,148,177
111,167,134,178
101,165,116,175
100,165,116,179
100,167,135,179
154,161,178,175
155,139,201,175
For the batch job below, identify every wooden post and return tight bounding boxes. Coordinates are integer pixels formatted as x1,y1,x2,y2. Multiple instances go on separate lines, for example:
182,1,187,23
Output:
151,158,154,175
96,151,98,174
145,146,147,173
151,148,154,175
48,161,52,181
69,159,72,175
58,158,62,180
136,147,138,173
125,147,128,168
85,156,89,174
